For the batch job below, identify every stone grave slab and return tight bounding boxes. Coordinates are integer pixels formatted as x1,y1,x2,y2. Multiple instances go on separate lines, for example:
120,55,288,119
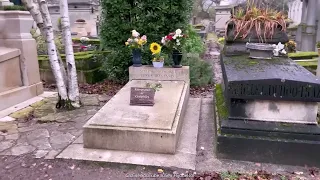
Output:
220,55,320,124
57,98,201,170
83,80,189,154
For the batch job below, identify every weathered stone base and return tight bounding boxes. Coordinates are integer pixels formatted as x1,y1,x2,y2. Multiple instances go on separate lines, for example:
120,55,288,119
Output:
58,98,200,170
215,104,320,167
83,80,190,154
0,83,43,111
229,99,318,124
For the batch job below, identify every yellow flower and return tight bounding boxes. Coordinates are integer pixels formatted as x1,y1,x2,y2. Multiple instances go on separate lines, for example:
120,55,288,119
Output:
125,42,129,46
150,42,161,54
138,39,144,45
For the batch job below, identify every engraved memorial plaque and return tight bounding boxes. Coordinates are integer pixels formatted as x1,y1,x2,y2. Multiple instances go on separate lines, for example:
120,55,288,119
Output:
130,87,155,106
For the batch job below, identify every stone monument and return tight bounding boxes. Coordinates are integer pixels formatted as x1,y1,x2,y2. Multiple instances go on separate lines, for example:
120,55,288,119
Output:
0,10,43,112
215,22,320,167
83,66,190,154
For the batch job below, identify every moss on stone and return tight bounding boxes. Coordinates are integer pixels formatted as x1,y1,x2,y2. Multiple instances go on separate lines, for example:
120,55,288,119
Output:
9,107,34,119
30,99,48,108
288,51,318,60
215,84,229,119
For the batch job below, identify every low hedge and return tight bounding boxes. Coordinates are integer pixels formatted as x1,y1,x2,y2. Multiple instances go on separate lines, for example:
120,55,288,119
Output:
72,38,100,45
288,51,318,60
38,51,110,61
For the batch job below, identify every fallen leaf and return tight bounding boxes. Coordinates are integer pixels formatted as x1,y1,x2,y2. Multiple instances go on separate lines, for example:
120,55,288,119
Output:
157,169,164,173
69,164,75,170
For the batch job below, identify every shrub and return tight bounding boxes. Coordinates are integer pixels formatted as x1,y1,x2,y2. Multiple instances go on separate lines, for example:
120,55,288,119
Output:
182,56,212,87
31,29,64,55
1,5,27,11
184,25,205,54
100,0,193,82
317,42,320,49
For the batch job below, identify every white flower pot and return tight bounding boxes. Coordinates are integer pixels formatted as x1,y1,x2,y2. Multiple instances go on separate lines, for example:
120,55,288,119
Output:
0,11,33,39
152,61,164,68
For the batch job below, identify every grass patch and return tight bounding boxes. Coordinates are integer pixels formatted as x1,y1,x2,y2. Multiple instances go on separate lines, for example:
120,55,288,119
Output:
288,51,318,60
215,84,229,119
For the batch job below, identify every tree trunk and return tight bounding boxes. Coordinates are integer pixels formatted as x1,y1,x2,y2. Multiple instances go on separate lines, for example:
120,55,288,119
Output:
37,0,69,103
60,0,81,107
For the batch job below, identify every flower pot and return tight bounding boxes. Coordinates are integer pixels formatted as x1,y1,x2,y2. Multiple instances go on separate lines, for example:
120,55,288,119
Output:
0,11,33,39
246,43,274,60
132,49,142,67
172,50,183,68
152,61,164,68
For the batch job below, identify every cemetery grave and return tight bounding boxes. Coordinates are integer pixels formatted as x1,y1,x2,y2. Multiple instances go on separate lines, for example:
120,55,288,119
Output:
215,11,320,167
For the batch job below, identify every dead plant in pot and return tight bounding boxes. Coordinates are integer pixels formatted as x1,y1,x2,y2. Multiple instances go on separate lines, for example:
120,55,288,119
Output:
225,5,288,43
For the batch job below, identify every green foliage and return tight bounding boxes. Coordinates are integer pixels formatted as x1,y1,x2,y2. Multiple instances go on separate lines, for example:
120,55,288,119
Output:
218,37,225,45
184,25,205,54
1,5,27,11
57,17,62,31
100,0,193,82
317,42,320,48
38,51,110,61
72,38,101,46
288,51,318,60
215,84,229,119
182,56,212,87
31,29,64,55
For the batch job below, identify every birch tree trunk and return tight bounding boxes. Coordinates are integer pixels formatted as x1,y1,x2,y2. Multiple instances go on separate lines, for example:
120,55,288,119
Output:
22,0,68,88
37,0,69,102
60,0,81,107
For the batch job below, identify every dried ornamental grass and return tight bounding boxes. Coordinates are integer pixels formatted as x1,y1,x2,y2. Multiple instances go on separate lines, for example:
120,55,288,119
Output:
226,5,287,42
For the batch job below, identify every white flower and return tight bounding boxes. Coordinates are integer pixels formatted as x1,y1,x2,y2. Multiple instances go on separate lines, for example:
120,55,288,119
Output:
281,49,287,55
273,49,279,56
134,38,138,42
177,42,181,46
132,30,140,37
161,37,166,44
277,42,284,50
175,29,182,35
173,35,177,39
176,39,180,43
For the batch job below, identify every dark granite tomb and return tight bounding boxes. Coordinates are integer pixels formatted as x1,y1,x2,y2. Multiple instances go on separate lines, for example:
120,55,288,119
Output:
215,51,320,167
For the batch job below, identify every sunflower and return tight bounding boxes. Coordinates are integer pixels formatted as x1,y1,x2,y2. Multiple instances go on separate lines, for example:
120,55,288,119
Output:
150,42,161,54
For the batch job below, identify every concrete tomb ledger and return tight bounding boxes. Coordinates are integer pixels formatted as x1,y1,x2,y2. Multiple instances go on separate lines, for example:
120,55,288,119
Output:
83,66,190,154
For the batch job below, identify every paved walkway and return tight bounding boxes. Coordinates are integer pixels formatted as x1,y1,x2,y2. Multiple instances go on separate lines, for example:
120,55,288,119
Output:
0,94,110,159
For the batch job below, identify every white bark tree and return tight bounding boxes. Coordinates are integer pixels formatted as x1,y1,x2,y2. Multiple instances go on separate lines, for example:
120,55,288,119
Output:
22,0,81,109
60,0,81,107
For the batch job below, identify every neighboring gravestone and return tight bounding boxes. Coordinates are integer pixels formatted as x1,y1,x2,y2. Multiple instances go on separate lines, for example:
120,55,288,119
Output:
215,24,320,166
221,55,320,124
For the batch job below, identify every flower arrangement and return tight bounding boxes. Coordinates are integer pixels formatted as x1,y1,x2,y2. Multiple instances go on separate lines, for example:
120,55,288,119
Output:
125,30,147,49
161,29,187,52
272,42,287,56
150,42,164,62
285,40,296,53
